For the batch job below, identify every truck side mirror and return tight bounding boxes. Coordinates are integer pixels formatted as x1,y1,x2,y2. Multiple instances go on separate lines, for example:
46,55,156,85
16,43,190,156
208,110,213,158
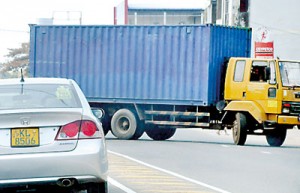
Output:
266,66,277,85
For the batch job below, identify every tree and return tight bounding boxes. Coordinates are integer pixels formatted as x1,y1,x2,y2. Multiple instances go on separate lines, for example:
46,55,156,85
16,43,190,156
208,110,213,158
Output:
0,42,29,78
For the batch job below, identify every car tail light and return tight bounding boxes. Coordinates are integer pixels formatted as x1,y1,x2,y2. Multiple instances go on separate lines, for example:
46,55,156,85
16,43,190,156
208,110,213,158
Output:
56,121,80,140
79,120,101,139
56,120,102,140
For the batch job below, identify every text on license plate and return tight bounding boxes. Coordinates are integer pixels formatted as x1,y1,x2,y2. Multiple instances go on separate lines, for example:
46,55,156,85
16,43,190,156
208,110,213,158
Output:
11,128,39,147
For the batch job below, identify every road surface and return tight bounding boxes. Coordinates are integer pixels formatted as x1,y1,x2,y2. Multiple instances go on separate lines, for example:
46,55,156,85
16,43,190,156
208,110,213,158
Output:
107,128,300,193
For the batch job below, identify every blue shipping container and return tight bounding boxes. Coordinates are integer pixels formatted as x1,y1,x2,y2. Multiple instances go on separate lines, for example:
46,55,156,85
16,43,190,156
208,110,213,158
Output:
29,25,251,106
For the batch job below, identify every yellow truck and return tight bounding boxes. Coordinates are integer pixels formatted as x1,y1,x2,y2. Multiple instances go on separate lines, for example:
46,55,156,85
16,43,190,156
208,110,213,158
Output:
221,58,300,146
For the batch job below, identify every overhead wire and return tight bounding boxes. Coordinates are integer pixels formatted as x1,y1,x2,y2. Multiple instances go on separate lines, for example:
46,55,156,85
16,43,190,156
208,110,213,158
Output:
251,21,300,36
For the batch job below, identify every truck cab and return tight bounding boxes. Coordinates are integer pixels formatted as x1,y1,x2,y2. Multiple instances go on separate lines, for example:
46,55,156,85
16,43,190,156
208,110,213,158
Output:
223,57,300,146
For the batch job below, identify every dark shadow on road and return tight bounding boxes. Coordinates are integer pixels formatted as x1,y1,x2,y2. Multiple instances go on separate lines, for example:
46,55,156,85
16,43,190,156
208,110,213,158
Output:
105,137,300,149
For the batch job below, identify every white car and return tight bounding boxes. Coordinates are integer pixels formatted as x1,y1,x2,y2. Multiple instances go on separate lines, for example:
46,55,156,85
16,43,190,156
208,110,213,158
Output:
0,78,108,193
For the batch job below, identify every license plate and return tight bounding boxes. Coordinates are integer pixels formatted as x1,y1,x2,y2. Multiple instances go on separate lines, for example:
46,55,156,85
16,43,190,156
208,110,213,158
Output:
11,128,39,147
298,114,300,122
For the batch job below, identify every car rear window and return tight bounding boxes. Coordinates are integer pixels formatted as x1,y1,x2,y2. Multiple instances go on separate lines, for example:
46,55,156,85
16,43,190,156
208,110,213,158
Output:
0,84,81,109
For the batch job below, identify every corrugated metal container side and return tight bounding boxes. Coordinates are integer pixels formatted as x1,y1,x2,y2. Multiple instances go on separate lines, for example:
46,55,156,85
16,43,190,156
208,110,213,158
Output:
29,25,251,106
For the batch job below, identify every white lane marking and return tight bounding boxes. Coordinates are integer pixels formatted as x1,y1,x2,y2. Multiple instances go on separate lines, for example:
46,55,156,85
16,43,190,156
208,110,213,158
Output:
108,150,231,193
261,151,272,154
108,177,137,193
221,145,229,148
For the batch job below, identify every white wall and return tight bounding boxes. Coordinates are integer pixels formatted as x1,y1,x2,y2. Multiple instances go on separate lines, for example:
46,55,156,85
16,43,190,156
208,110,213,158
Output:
249,0,300,60
116,0,126,24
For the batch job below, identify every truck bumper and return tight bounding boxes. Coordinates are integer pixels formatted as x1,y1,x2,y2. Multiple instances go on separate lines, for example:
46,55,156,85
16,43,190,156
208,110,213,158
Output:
278,115,300,125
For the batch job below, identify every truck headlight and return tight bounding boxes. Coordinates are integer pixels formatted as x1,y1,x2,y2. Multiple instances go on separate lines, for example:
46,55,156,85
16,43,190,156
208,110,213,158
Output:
282,107,290,113
282,103,291,113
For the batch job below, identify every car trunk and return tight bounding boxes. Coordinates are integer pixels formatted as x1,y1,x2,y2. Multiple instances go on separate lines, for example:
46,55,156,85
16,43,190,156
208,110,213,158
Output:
0,108,83,155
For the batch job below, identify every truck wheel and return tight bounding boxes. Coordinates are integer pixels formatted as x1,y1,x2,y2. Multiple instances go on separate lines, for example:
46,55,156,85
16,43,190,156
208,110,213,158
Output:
101,116,111,136
145,125,176,140
131,121,145,140
266,127,287,147
232,112,247,145
111,109,142,140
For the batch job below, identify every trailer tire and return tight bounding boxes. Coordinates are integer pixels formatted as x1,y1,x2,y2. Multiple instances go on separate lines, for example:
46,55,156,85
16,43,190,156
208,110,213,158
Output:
111,109,143,140
101,116,111,136
145,125,176,140
131,121,145,140
232,112,247,145
266,127,287,147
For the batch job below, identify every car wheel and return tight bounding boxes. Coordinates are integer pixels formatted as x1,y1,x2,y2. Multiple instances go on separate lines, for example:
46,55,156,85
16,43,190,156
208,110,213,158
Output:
266,127,287,147
232,112,247,145
145,125,176,140
86,182,107,193
111,109,138,139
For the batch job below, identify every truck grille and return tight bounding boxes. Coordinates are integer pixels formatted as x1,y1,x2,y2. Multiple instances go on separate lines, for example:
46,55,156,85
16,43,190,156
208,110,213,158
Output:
290,102,300,114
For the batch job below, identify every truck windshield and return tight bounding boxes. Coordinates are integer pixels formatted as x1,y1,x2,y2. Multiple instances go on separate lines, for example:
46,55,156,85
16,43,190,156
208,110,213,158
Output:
279,61,300,87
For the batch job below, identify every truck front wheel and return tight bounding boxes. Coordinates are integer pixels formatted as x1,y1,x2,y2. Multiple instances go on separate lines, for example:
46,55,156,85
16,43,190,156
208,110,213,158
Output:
111,109,144,140
145,125,176,140
232,112,247,145
266,127,287,147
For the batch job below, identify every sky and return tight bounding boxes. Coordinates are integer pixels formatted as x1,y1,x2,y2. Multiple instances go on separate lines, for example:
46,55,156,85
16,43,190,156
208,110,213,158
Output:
0,0,118,62
0,0,208,63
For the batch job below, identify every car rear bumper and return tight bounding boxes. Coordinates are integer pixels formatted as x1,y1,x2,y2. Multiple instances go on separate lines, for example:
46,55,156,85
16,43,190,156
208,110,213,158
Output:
0,175,102,188
0,139,108,188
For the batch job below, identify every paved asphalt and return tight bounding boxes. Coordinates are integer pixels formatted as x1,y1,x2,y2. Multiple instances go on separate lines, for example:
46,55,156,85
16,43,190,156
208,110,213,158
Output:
106,128,300,193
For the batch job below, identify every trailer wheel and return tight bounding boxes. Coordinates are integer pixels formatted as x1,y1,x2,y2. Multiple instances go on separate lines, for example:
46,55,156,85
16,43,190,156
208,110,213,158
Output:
266,127,287,147
101,116,111,136
145,125,176,140
131,121,145,140
111,109,142,140
232,112,247,145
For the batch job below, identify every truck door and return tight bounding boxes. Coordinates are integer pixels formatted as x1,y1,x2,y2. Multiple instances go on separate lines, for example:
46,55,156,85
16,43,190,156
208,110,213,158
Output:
224,59,248,100
245,60,279,114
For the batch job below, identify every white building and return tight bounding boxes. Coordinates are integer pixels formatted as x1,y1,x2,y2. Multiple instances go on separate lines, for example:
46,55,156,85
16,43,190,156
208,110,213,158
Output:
213,0,300,60
114,0,210,25
114,0,299,60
